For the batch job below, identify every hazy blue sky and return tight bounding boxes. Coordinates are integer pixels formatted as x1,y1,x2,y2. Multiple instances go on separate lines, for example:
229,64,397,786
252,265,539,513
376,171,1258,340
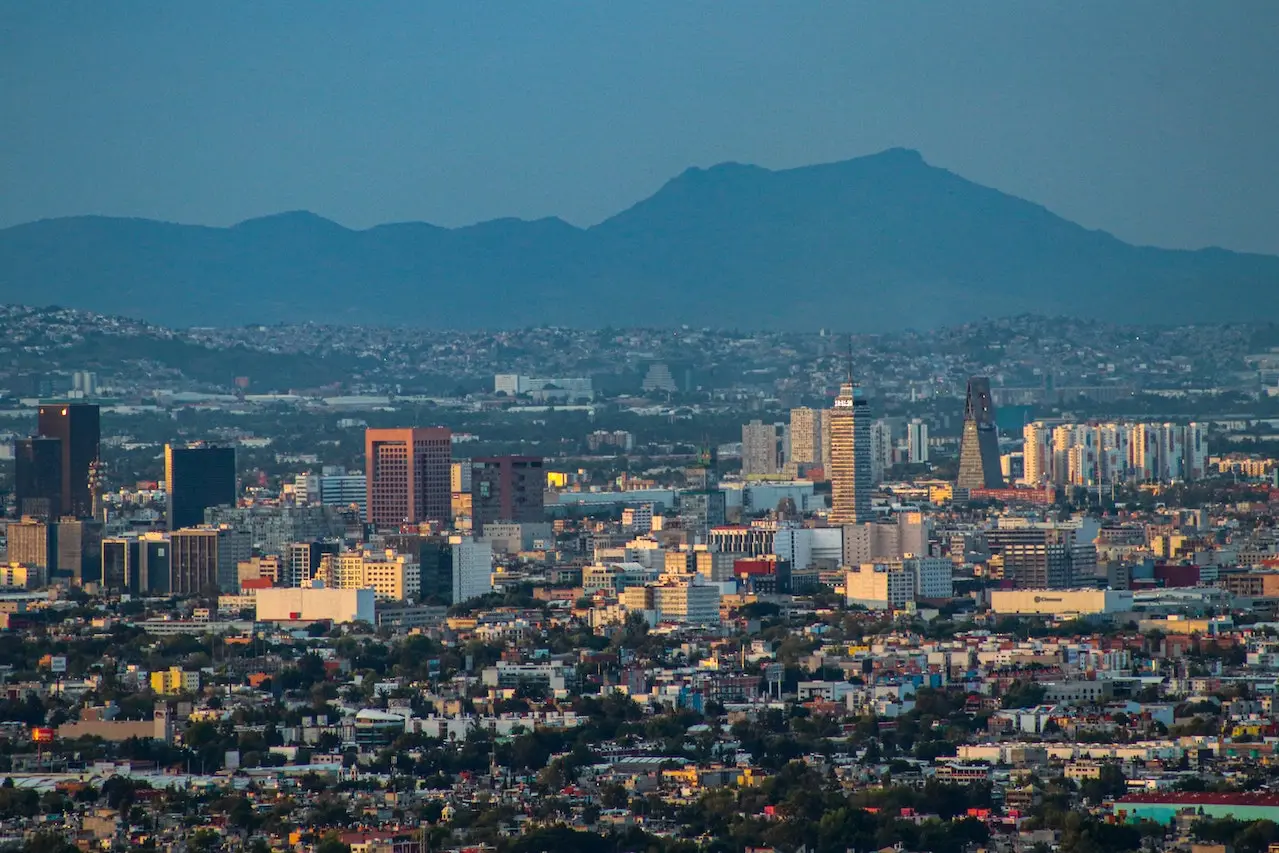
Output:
3,2,1278,253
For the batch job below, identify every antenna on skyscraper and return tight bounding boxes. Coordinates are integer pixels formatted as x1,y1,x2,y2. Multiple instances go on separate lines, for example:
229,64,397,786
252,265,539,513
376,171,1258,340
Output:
846,337,854,385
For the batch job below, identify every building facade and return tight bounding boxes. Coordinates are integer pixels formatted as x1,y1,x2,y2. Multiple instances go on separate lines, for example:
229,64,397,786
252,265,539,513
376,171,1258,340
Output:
14,436,63,520
828,379,872,524
956,377,1005,491
742,420,783,477
788,407,822,466
170,526,251,596
36,402,100,518
365,428,452,528
470,456,545,534
165,444,237,530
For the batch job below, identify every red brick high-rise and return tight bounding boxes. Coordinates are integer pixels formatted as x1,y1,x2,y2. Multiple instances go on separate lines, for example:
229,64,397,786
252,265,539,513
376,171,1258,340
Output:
365,428,452,528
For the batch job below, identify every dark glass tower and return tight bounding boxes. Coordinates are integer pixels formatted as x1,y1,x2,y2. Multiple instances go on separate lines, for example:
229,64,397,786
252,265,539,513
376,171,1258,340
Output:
37,403,100,518
470,456,544,534
956,377,1006,491
165,444,237,530
14,436,63,520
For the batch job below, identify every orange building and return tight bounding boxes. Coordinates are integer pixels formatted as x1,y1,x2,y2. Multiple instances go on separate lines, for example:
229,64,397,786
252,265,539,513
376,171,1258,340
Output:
365,428,452,528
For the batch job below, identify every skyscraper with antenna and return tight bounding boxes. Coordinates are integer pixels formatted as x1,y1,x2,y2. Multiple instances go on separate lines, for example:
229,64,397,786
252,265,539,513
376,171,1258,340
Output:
828,340,871,524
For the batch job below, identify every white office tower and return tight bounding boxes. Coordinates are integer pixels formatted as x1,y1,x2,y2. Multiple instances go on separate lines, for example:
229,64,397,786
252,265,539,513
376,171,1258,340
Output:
1185,423,1208,479
1022,422,1051,485
789,407,823,466
451,535,493,603
1129,424,1158,481
869,419,893,484
907,419,929,464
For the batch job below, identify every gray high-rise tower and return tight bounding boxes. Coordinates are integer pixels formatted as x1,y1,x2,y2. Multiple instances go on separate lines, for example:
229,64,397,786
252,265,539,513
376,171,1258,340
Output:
956,377,1005,491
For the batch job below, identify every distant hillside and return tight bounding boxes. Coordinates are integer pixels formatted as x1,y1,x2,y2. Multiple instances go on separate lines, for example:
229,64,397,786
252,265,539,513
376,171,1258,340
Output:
2,148,1276,329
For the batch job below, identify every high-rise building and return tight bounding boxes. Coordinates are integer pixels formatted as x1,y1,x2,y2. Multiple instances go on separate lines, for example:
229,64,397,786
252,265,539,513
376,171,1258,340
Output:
451,535,493,603
955,377,1005,491
365,428,452,528
36,403,100,518
470,456,545,535
819,409,833,475
101,537,139,593
788,408,822,466
986,527,1087,589
741,420,782,477
56,518,103,586
139,534,170,595
1185,422,1208,480
906,419,929,464
14,436,63,520
828,378,871,524
869,419,893,484
165,444,236,531
169,526,251,596
102,533,171,595
382,533,453,604
1021,422,1051,485
7,517,56,574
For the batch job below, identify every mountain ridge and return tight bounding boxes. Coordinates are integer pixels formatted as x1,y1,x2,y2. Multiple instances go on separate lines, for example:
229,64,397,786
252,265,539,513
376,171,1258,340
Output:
1,148,1276,329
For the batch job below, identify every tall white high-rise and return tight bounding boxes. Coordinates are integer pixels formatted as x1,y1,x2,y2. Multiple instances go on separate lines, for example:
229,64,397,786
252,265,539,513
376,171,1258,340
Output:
1185,423,1208,479
451,535,494,603
870,419,893,484
907,418,929,464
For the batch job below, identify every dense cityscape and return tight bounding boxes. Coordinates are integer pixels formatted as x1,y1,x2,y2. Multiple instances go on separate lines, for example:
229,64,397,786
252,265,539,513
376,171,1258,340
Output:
2,308,1279,853
4,5,1278,853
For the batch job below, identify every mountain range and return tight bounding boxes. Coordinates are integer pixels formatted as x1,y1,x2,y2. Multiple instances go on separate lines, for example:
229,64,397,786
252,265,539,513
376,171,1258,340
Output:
1,148,1277,329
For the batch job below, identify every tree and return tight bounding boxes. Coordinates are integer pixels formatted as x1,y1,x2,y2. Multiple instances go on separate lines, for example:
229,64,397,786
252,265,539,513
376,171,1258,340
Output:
315,832,351,853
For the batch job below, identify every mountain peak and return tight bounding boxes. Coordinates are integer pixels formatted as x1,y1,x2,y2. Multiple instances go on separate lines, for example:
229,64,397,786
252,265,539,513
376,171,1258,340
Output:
232,210,347,231
1,155,1276,329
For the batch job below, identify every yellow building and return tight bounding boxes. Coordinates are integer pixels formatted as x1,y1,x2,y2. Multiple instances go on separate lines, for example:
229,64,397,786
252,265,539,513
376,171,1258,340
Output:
150,667,200,695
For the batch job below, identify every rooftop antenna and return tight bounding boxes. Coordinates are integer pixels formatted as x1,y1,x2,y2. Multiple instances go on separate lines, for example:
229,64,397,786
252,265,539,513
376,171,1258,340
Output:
846,338,854,385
